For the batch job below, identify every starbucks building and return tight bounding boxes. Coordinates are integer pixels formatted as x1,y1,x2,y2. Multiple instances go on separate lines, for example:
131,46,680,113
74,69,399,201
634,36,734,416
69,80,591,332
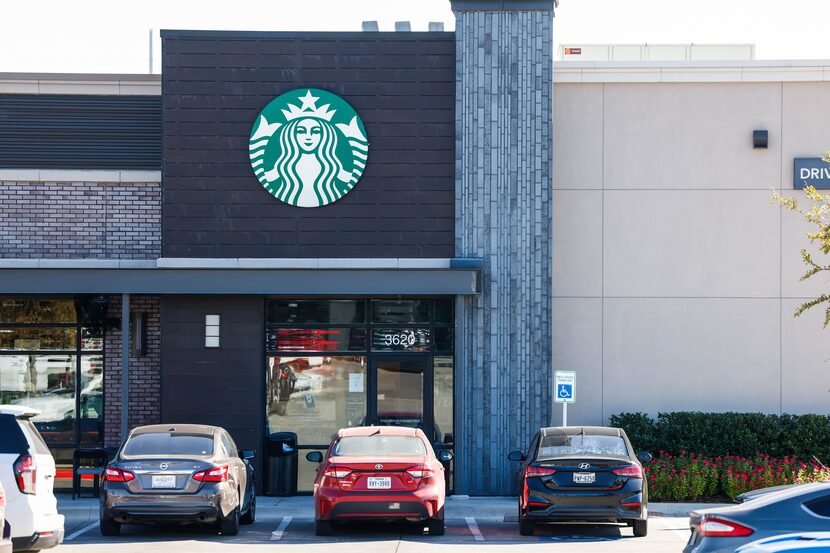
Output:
2,0,830,496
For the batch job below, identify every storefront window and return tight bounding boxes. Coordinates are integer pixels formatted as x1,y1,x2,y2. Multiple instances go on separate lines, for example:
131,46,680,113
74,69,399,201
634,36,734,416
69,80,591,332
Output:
266,355,367,445
371,299,430,324
0,327,77,351
267,300,366,325
265,297,455,493
0,354,77,445
0,297,106,463
434,356,454,445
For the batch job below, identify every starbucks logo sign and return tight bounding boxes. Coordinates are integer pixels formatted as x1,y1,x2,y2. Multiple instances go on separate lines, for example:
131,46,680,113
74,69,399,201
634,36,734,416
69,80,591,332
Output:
249,89,368,208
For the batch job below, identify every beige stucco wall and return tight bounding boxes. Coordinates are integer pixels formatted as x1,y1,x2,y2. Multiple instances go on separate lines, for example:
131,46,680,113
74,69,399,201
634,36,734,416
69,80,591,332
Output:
552,76,830,425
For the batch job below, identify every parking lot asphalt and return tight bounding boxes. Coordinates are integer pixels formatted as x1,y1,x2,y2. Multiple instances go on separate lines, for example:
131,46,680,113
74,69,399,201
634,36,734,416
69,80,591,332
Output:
56,495,694,552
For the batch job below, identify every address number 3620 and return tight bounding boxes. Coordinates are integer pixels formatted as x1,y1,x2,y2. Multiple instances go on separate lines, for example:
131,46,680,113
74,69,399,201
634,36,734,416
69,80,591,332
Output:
381,332,417,347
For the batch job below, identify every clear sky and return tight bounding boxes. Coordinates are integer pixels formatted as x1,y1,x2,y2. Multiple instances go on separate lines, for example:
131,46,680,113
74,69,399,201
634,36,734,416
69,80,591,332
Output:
2,0,830,74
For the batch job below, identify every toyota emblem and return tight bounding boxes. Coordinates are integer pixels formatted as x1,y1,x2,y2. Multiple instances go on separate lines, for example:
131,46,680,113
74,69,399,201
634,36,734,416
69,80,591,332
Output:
160,463,169,470
375,464,383,470
578,463,591,470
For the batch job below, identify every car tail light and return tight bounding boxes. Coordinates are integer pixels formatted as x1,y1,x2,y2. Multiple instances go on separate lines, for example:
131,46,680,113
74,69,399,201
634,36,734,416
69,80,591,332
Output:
612,465,643,479
13,454,37,495
105,466,136,483
322,467,352,479
406,465,435,478
525,465,556,478
193,465,229,482
697,517,754,537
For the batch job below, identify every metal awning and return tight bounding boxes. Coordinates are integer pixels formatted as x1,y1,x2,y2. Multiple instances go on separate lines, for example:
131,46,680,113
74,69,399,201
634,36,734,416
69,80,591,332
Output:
0,258,482,295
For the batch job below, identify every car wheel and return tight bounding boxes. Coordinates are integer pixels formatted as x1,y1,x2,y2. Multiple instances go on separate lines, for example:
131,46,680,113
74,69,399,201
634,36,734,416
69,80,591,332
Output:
240,492,256,525
519,515,535,536
633,519,648,537
219,504,240,536
315,519,333,536
100,517,121,536
427,507,445,536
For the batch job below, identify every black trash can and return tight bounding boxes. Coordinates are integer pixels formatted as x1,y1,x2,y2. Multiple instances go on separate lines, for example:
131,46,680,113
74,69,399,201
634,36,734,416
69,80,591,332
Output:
266,432,298,496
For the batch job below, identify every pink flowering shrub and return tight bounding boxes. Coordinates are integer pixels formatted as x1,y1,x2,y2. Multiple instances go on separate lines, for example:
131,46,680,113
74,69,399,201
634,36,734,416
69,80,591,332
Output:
644,452,830,501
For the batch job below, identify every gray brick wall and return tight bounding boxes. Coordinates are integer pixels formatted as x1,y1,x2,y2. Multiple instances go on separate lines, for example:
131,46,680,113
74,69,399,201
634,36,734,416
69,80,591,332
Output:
104,295,161,448
0,179,161,259
454,8,553,494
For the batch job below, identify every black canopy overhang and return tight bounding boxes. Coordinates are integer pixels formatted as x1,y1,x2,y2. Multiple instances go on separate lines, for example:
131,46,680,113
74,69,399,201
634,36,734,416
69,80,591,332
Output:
0,266,480,295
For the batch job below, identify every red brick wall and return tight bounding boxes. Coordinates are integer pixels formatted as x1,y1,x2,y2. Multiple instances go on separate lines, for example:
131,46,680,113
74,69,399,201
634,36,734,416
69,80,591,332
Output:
104,295,161,448
0,180,161,259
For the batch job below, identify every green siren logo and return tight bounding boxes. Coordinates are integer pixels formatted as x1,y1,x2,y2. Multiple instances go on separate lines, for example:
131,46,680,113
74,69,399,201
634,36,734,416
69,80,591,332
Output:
249,89,368,208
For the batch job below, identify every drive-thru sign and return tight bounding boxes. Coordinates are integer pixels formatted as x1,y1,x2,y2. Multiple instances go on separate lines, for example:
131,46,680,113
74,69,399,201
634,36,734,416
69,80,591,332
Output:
554,370,576,426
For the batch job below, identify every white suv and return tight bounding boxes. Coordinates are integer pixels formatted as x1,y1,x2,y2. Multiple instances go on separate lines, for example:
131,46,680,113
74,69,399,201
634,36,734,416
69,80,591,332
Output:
1,481,12,553
0,406,64,551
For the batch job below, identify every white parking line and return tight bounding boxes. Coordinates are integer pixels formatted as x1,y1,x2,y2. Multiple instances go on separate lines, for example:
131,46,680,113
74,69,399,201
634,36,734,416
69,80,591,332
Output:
270,516,293,540
465,517,484,541
656,517,692,542
65,521,99,541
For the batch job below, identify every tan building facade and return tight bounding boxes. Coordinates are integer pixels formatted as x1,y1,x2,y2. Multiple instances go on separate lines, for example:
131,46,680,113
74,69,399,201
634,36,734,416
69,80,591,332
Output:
553,61,830,425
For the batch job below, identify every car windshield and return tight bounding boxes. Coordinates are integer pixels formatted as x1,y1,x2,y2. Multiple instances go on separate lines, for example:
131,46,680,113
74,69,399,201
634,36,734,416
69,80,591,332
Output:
123,432,214,456
333,435,427,457
538,434,628,458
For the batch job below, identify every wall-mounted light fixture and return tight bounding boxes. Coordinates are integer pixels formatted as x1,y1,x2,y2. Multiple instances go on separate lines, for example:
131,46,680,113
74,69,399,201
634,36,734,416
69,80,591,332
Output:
753,129,768,149
132,311,147,356
205,314,220,348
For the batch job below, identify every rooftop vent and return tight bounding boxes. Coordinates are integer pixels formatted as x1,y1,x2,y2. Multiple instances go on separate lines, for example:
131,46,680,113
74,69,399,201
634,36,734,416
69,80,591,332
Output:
429,22,445,31
361,20,379,32
395,21,411,32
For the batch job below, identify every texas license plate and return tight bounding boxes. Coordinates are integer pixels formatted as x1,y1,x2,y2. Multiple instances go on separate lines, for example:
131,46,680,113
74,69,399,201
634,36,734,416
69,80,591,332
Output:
573,472,596,484
367,477,391,489
151,475,176,488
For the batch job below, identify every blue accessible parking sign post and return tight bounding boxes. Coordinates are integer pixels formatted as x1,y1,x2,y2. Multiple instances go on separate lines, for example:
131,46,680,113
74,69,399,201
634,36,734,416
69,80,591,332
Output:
554,370,576,426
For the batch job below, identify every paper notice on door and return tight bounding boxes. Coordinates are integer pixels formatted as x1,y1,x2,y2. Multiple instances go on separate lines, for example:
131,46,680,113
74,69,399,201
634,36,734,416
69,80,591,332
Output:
349,373,364,393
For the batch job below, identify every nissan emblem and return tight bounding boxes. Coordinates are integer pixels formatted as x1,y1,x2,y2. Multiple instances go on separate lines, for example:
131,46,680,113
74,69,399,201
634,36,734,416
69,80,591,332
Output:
160,463,169,470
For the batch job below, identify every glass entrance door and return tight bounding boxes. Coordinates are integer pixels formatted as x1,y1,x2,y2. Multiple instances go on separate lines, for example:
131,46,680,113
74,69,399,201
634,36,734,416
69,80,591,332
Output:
370,355,430,431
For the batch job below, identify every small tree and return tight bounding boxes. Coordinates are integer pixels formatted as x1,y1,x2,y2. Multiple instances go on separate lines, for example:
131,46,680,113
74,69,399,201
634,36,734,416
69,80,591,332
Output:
773,151,830,327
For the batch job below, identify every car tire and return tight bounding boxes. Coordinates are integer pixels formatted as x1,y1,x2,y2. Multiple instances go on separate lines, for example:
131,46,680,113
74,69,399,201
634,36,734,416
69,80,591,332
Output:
519,516,535,536
100,517,121,536
240,492,256,525
633,519,647,537
219,505,240,536
427,507,445,536
315,519,333,536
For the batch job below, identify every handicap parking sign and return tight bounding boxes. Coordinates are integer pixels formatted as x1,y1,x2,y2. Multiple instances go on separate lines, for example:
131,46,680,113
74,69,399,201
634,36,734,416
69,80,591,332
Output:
554,370,576,404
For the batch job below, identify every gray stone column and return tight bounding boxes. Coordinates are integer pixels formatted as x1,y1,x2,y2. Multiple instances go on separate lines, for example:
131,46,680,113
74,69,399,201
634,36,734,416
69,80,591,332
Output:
452,0,553,495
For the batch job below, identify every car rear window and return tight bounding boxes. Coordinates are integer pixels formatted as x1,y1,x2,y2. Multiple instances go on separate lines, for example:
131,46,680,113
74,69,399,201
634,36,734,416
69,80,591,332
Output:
123,433,214,456
18,420,50,455
538,434,628,458
0,415,27,454
333,435,427,457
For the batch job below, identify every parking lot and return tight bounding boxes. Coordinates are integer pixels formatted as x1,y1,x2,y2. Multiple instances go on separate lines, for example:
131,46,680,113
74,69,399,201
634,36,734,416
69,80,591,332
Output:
56,496,692,552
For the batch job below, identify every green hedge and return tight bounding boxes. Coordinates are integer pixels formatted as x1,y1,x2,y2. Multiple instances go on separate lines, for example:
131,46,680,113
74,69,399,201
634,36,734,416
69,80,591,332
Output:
609,412,830,462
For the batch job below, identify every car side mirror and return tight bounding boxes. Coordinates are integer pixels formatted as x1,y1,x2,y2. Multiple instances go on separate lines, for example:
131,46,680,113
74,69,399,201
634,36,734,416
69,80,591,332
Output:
306,451,324,463
443,432,454,444
240,449,255,460
637,451,653,463
437,450,454,462
508,450,526,462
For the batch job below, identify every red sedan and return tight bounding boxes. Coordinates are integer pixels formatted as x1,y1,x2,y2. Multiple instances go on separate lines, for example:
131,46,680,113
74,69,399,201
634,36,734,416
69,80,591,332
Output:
306,426,452,536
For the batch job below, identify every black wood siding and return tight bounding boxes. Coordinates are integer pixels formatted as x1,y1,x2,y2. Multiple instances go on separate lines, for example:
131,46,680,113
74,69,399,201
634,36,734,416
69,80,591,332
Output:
160,295,264,490
162,31,455,258
0,94,161,169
